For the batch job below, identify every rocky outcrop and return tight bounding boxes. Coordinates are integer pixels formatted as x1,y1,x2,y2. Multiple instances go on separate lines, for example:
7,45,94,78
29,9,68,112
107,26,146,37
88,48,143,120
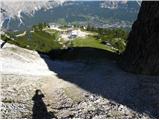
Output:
122,1,159,75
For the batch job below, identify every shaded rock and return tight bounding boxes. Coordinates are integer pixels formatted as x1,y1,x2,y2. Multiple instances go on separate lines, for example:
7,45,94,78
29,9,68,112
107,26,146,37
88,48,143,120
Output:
122,1,159,75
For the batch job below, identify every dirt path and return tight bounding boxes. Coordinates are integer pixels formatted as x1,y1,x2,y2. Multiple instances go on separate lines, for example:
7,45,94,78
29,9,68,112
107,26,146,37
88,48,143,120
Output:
0,40,158,118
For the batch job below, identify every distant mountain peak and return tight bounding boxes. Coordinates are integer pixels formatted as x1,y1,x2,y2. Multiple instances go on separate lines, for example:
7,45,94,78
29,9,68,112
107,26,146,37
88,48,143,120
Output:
100,1,128,9
1,0,140,31
100,0,141,9
1,0,65,29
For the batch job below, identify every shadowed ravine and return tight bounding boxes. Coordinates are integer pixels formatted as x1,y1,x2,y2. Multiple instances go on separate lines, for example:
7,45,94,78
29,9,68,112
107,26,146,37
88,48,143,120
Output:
0,41,158,118
40,47,159,118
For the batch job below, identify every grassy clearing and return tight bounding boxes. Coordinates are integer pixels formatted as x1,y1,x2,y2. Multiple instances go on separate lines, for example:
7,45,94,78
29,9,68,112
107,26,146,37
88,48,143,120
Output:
2,30,61,53
44,29,59,35
2,26,126,54
71,36,116,52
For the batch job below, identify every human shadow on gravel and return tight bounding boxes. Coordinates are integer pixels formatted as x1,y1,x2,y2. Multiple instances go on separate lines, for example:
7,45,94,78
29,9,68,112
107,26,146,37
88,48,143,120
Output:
39,47,159,118
32,89,56,119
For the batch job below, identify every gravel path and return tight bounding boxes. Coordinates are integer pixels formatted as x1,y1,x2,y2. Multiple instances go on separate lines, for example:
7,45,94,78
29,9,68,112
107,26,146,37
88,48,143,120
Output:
0,40,158,118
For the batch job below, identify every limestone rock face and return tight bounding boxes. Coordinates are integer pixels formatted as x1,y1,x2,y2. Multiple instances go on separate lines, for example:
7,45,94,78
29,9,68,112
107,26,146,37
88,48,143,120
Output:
122,1,159,75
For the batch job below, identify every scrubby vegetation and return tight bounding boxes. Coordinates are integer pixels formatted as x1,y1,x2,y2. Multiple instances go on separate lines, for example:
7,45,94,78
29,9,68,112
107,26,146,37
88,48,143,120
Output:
86,26,128,53
32,22,50,31
1,23,128,54
1,29,61,53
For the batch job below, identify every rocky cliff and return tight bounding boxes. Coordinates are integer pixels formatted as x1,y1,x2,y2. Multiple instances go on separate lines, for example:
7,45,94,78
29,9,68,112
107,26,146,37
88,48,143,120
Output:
122,1,159,75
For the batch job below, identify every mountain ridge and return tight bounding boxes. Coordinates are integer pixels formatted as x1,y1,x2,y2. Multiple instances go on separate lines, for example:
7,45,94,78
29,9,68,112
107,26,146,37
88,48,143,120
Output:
1,1,140,31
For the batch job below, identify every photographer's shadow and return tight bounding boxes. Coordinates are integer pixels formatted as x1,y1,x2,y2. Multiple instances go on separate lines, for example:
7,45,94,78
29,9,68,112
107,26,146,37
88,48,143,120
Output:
32,89,56,119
